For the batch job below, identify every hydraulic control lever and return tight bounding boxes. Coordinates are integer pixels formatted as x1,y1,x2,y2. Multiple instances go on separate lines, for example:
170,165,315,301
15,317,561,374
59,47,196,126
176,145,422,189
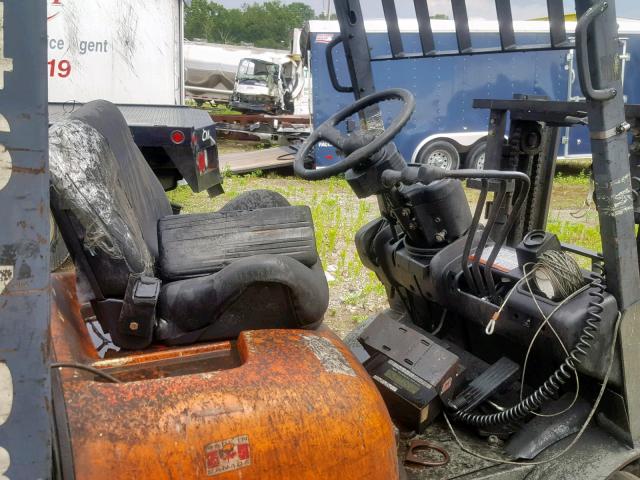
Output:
381,164,530,189
382,165,531,297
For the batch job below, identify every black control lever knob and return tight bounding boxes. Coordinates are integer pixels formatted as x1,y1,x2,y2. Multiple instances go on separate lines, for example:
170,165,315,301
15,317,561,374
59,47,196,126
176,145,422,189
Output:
381,165,448,188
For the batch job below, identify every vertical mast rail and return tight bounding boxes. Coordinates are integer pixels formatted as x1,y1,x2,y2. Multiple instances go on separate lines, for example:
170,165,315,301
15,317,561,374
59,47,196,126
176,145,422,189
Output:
0,1,52,477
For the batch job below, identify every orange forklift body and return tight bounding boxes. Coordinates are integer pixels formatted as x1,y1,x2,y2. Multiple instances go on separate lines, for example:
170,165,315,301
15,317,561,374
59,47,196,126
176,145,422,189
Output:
50,273,399,479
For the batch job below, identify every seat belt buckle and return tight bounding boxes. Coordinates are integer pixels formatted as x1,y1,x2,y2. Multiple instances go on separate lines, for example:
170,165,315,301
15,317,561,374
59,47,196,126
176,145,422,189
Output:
117,274,161,343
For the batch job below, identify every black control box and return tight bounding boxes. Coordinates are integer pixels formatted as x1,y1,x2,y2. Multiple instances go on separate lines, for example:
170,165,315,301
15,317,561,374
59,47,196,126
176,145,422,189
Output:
360,315,463,432
516,230,561,266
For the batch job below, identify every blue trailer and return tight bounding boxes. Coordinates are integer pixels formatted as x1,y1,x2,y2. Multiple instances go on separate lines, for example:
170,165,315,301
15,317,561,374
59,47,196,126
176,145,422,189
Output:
303,18,640,168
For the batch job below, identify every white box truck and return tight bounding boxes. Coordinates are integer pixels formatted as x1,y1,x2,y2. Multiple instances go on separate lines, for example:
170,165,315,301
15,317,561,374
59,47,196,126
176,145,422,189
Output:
46,0,221,195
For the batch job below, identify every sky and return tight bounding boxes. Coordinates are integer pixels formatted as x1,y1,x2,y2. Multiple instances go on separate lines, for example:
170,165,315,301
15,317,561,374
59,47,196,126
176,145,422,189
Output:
215,0,640,20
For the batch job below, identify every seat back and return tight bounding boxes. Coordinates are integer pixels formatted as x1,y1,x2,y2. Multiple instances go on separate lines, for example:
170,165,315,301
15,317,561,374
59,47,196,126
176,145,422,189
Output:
49,100,172,298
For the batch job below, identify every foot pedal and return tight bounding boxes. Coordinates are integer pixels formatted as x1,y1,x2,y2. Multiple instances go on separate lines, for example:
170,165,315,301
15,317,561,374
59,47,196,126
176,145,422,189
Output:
448,357,519,413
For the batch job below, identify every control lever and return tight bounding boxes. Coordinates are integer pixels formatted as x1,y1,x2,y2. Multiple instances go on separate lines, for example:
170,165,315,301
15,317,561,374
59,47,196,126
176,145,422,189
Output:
381,165,531,189
380,164,448,188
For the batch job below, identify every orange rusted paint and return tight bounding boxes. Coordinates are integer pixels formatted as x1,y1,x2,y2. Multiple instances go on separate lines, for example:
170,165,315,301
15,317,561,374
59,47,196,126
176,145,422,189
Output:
50,273,399,479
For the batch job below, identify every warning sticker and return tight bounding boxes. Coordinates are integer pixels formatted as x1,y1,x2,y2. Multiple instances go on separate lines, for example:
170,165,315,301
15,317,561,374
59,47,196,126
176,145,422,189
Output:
440,377,453,396
205,435,251,476
469,246,519,273
316,33,334,44
302,335,356,377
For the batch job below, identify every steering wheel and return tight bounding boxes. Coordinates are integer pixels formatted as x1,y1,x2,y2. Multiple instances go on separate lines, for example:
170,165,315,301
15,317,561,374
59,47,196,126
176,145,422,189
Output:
294,88,415,180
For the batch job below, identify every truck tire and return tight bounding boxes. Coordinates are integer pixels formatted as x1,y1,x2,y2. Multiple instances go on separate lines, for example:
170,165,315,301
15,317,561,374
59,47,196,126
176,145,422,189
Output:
416,140,460,170
219,190,290,212
611,472,640,480
467,141,487,170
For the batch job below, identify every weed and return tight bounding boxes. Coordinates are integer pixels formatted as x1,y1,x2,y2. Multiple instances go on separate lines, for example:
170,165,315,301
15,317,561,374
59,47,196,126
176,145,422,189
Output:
554,168,591,187
222,164,233,179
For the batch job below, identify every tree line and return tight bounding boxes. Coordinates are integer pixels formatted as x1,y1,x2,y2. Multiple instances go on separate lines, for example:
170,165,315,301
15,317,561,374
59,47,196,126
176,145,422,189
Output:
185,0,318,49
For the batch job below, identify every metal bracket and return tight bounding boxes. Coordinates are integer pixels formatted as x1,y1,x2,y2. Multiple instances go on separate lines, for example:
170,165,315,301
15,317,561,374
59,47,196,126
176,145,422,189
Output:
590,122,631,140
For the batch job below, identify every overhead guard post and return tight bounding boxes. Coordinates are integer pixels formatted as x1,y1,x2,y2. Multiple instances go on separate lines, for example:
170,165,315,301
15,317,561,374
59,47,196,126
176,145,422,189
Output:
495,0,517,50
382,0,405,58
451,0,473,53
547,0,569,47
413,0,436,56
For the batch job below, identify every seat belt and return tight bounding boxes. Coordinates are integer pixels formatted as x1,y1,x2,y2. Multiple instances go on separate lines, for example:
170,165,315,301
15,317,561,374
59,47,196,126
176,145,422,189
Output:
117,274,161,346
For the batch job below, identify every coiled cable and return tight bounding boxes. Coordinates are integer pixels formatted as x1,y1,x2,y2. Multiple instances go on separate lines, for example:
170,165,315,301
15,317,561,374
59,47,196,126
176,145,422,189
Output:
444,310,620,466
532,250,585,301
485,251,585,335
455,263,606,427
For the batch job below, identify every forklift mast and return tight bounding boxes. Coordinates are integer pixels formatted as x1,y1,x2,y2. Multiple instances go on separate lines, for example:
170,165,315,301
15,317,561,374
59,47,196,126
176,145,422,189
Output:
0,2,52,478
333,0,640,445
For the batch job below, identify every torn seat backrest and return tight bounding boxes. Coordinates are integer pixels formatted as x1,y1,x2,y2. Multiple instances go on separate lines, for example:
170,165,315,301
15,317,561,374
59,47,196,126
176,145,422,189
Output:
49,100,172,298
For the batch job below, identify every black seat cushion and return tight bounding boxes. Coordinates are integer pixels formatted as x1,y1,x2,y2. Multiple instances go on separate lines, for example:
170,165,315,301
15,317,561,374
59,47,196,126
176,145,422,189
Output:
156,255,329,344
158,205,319,280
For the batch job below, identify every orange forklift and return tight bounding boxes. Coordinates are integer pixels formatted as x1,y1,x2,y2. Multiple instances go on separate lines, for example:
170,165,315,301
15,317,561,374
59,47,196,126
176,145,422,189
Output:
6,1,640,479
0,2,398,479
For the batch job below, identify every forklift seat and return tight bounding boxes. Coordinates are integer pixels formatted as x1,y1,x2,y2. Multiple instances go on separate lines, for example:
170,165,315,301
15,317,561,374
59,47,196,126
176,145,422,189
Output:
49,100,328,349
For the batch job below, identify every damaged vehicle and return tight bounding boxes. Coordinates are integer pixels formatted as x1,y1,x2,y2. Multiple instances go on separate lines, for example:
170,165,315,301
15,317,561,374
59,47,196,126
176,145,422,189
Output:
230,56,302,114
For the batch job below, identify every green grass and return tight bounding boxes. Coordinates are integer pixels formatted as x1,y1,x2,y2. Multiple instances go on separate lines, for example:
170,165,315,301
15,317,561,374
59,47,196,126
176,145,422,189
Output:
547,219,601,252
207,104,243,116
553,168,591,187
184,98,242,116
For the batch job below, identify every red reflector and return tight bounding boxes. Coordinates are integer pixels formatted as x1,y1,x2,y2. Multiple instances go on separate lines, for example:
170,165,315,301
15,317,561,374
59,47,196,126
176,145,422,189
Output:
197,150,207,174
325,155,334,160
171,130,186,144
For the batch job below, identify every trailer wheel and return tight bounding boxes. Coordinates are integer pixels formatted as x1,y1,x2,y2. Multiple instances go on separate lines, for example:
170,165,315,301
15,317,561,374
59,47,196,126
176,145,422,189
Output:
467,141,487,170
416,140,460,170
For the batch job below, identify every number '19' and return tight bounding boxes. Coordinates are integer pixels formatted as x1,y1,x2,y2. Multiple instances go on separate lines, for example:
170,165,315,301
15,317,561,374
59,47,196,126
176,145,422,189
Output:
48,59,71,78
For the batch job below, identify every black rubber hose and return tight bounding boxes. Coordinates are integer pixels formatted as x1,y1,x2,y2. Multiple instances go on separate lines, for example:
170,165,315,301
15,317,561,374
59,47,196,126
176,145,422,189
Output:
51,362,122,384
453,267,607,427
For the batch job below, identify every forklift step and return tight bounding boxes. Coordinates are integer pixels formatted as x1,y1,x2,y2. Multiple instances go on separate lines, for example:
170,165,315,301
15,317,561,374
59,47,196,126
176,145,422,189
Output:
448,357,519,413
